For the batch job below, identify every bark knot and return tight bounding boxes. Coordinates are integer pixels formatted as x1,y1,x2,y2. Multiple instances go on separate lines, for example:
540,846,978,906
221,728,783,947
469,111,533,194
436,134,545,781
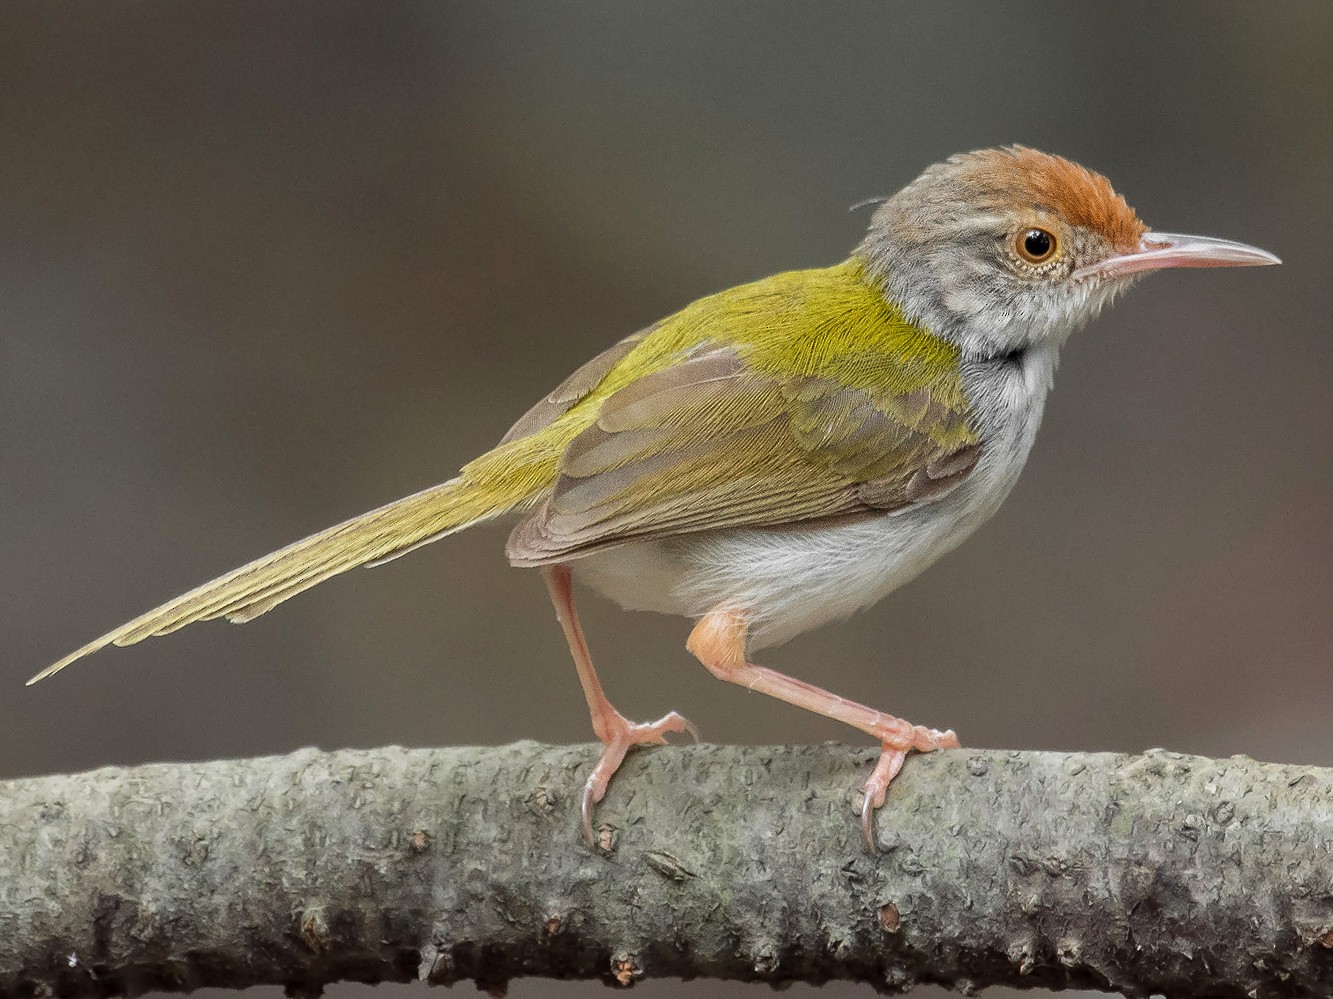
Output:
610,953,641,987
878,902,901,933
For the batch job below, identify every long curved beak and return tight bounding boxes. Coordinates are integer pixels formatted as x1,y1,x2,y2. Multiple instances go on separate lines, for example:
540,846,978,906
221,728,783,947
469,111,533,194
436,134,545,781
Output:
1074,231,1281,281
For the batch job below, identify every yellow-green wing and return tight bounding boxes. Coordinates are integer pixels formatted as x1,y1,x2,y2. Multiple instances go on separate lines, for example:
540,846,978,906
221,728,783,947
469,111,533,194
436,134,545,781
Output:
506,342,979,566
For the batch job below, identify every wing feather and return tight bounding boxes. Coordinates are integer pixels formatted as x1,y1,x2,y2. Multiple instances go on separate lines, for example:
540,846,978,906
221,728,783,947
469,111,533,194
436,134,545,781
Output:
507,344,979,566
498,329,650,444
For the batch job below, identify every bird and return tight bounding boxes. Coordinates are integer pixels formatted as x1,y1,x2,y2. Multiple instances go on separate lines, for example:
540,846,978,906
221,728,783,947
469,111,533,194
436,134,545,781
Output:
30,146,1279,849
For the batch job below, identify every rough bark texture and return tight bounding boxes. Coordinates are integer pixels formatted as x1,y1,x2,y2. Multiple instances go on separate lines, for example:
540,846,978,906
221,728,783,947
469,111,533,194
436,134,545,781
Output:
2,742,1332,998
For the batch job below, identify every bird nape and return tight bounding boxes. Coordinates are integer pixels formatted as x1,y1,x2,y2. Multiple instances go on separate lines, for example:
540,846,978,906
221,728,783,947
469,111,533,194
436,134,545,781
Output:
32,146,1279,850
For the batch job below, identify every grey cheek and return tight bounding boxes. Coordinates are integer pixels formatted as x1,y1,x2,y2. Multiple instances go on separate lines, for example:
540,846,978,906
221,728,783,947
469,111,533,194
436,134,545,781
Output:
941,283,988,321
940,257,1006,321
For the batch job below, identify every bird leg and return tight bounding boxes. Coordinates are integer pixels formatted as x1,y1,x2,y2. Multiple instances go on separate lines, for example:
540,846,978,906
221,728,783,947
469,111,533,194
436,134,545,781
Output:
542,566,699,846
686,607,958,851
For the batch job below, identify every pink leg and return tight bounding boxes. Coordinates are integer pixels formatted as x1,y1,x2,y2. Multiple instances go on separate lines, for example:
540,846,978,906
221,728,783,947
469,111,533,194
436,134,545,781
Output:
687,608,958,851
543,566,698,845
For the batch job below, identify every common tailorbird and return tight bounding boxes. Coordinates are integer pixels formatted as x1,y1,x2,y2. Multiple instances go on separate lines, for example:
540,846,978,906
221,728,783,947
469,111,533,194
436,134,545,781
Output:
32,146,1279,849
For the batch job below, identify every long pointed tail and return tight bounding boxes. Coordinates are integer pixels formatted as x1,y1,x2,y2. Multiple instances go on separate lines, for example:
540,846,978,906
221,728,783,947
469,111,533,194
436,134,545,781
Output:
29,473,522,684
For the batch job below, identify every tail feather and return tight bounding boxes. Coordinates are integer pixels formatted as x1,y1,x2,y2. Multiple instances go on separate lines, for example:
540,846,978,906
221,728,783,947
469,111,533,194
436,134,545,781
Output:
29,474,516,684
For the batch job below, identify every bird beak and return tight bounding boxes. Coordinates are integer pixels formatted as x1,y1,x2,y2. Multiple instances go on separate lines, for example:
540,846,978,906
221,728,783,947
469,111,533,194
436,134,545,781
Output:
1074,231,1281,281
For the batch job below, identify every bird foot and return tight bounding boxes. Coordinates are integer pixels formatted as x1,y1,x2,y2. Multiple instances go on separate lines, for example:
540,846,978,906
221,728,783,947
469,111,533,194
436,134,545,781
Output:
860,725,959,851
582,709,699,846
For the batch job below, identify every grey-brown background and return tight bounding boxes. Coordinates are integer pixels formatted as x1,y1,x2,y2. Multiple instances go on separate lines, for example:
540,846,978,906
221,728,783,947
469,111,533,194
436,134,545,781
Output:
2,4,1329,998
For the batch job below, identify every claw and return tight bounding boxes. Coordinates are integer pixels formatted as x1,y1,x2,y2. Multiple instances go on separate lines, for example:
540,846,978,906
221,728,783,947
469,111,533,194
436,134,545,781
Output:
860,748,907,851
860,725,961,852
675,713,702,744
923,727,960,751
579,709,699,847
580,777,600,847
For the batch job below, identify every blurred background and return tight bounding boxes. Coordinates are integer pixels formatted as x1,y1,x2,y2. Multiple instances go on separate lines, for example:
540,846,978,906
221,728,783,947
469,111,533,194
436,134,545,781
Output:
1,3,1329,997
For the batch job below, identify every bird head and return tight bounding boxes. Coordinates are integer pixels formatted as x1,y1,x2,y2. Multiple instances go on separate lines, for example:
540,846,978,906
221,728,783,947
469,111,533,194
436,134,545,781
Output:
858,146,1279,359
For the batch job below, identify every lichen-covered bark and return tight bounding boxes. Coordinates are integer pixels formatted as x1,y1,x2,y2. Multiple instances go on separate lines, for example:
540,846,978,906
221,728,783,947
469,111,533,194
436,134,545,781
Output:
2,742,1332,997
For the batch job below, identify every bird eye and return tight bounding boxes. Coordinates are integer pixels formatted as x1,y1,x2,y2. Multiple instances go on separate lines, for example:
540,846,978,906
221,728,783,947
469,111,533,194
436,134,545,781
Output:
1015,227,1057,264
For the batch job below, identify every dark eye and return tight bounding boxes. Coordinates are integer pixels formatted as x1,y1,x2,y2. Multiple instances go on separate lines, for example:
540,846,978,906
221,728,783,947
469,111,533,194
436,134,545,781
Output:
1016,227,1057,264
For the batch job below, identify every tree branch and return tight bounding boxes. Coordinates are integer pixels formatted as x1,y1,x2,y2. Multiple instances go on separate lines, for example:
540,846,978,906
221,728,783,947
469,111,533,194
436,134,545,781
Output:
3,742,1332,997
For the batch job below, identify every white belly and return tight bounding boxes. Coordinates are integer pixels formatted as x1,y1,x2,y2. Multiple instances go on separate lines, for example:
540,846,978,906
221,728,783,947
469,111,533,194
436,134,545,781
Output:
572,508,970,649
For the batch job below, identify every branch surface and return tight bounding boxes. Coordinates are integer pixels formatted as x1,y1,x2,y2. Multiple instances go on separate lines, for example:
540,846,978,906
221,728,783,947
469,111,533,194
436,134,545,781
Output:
3,742,1332,998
